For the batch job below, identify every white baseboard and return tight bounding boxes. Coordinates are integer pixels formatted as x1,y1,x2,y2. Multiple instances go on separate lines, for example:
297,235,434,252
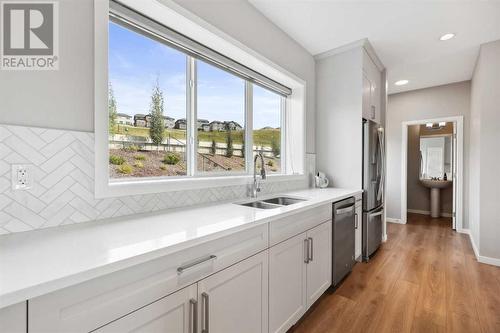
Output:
386,217,404,224
407,209,452,218
465,231,500,267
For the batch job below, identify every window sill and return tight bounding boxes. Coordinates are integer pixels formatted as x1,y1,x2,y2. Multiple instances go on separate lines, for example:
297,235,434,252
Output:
96,173,306,198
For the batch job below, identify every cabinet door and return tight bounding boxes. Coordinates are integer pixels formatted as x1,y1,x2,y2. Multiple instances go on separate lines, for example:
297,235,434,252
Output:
306,221,332,308
371,75,381,124
362,73,373,121
363,48,382,124
355,200,362,260
197,251,268,333
0,302,26,333
269,233,307,333
95,285,197,333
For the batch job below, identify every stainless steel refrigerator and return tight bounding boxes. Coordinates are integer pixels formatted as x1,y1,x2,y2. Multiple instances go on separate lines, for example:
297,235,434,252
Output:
362,119,385,261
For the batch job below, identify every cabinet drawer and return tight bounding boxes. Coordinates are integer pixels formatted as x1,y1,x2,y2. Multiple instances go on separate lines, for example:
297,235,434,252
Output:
29,224,268,333
94,285,197,333
270,204,331,246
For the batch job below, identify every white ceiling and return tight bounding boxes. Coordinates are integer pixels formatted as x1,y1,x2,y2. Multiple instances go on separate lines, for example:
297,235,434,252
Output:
249,0,500,94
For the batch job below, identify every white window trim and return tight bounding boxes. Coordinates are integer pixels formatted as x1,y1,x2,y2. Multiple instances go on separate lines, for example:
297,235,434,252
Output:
94,0,306,198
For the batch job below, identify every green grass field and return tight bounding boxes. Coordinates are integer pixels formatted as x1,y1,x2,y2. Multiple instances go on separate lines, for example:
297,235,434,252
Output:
113,125,280,147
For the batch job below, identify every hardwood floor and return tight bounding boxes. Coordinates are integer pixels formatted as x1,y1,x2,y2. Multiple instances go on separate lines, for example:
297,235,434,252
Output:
289,213,500,333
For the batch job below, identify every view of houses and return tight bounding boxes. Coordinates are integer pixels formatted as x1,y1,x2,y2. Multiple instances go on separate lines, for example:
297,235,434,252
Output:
116,113,243,132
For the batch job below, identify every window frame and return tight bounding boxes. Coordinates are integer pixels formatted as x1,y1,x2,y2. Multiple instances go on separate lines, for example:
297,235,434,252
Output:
95,0,306,198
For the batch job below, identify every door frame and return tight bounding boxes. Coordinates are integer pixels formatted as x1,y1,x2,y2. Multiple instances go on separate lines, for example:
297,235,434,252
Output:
401,116,464,231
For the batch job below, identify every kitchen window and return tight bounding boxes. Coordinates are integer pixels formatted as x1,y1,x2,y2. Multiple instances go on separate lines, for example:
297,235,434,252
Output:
95,0,305,197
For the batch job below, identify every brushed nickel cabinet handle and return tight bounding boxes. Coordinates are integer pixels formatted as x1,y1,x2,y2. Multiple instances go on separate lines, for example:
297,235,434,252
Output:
308,237,314,262
177,255,216,275
201,292,209,333
355,213,359,229
304,238,309,263
189,298,197,333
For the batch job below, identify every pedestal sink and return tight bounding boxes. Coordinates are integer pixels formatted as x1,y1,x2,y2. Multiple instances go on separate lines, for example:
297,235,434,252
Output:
420,179,453,218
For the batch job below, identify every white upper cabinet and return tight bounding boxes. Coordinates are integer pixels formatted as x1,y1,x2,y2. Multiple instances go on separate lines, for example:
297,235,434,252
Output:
362,49,382,124
197,250,269,333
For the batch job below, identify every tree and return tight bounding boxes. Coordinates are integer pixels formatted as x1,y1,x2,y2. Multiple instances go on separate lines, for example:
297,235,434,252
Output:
108,83,118,135
271,133,280,157
225,123,233,158
241,135,245,158
149,80,165,147
211,139,217,156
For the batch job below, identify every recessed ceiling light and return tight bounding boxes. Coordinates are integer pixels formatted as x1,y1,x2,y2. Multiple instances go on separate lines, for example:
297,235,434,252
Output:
440,33,455,41
395,80,409,86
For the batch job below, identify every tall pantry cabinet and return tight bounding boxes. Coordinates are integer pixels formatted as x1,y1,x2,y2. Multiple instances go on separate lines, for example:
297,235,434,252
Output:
315,41,387,190
315,41,387,244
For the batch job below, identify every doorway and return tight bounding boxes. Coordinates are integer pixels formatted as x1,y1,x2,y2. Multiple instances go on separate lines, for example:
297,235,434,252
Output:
401,116,464,230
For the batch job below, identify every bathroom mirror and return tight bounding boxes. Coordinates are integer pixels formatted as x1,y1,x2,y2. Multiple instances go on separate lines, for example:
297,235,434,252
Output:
419,123,453,180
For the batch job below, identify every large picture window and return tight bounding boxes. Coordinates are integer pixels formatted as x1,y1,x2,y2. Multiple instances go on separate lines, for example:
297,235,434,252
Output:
107,10,290,182
95,0,307,198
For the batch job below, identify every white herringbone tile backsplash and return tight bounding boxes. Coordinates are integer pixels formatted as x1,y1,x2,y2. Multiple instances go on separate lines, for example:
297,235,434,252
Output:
0,124,307,234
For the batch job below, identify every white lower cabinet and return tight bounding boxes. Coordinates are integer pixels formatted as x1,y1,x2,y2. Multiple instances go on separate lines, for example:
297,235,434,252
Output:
96,250,268,333
269,220,332,333
0,302,26,333
28,224,267,333
355,199,362,261
269,233,307,333
306,221,332,306
95,285,197,333
25,207,336,333
198,250,268,333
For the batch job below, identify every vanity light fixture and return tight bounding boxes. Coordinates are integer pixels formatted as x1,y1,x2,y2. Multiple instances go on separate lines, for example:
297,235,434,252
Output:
426,122,447,130
395,80,409,86
440,33,455,41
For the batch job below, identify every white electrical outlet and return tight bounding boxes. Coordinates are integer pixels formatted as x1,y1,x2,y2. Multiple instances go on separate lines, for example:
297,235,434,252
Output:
11,164,34,190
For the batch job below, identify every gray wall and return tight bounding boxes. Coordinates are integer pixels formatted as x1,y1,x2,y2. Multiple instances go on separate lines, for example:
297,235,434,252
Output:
386,81,471,226
0,0,94,131
0,0,316,153
169,0,316,153
470,40,500,259
407,125,453,215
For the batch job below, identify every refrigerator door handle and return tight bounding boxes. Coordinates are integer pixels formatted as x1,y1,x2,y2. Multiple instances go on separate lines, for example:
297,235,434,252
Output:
377,128,385,202
369,211,383,218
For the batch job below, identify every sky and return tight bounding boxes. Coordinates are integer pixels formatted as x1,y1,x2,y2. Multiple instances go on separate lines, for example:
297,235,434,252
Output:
109,22,281,129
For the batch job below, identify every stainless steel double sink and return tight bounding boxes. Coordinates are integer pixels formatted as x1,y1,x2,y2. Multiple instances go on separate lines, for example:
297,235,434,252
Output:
237,196,306,209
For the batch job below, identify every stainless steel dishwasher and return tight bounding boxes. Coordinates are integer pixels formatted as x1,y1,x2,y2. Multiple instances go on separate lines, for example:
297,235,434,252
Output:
332,197,356,286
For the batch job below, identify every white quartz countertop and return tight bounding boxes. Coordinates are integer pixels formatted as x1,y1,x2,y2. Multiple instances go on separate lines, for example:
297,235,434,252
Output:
0,187,361,309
